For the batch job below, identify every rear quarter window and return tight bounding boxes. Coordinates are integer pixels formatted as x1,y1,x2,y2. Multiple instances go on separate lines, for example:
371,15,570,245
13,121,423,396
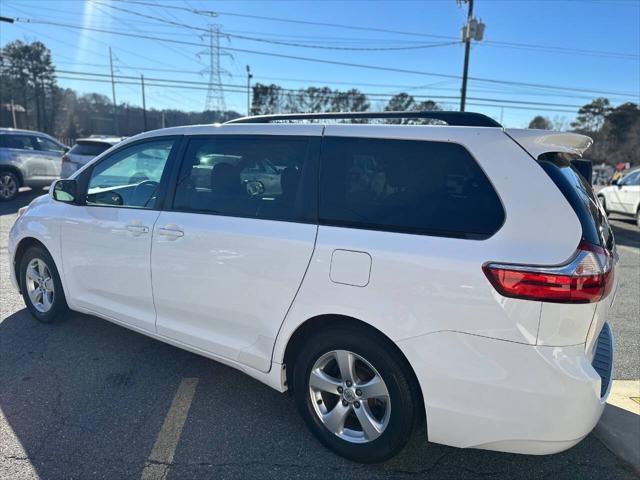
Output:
537,152,613,250
319,137,505,239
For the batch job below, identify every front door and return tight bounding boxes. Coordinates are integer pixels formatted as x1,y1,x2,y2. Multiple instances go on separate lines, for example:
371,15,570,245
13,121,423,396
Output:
618,171,640,214
151,129,321,371
60,137,178,333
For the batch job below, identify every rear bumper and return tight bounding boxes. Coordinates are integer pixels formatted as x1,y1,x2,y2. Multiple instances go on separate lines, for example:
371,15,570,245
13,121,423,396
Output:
398,324,613,454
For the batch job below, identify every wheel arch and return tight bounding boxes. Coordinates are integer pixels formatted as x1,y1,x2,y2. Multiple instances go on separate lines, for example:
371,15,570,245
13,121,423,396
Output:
0,165,24,186
13,237,53,292
281,313,426,425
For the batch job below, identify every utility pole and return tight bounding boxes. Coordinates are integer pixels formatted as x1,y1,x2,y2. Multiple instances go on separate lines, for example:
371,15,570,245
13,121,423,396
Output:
141,74,147,131
246,65,253,116
458,0,484,112
460,0,473,112
109,47,119,135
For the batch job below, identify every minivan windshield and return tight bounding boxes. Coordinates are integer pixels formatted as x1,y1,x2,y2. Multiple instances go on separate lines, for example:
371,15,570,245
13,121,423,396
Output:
538,152,614,251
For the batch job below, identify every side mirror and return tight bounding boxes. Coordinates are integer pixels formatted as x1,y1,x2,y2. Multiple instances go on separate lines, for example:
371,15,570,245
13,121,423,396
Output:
52,179,77,203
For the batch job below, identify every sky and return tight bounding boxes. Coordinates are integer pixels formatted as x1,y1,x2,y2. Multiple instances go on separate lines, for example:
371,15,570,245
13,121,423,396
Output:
0,0,639,128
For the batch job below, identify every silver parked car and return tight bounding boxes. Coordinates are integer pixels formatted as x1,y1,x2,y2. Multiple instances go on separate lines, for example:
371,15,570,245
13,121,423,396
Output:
60,136,124,179
0,128,67,201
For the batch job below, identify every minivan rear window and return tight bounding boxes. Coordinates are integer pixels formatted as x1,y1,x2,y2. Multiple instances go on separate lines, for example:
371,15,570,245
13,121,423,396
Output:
70,141,112,156
537,152,613,251
319,137,505,239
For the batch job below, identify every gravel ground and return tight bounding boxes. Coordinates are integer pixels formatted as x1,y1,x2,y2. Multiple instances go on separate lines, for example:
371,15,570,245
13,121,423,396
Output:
1,189,638,480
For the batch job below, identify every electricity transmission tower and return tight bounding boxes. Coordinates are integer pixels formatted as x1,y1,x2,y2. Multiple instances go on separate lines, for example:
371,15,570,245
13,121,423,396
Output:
200,25,232,112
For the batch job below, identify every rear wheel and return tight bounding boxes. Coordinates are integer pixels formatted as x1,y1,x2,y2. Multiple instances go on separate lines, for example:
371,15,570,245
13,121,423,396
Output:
292,326,418,463
0,170,20,201
19,246,68,323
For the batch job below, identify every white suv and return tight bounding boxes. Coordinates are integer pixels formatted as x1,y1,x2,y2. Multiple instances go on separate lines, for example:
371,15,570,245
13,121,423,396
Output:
8,112,617,463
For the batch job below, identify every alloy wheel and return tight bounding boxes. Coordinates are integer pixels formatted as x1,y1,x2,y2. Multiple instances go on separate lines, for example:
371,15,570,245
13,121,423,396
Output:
0,173,18,200
25,258,55,313
308,349,391,444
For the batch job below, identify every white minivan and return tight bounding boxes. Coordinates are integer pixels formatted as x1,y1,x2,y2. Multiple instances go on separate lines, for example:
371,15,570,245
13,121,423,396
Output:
8,112,617,463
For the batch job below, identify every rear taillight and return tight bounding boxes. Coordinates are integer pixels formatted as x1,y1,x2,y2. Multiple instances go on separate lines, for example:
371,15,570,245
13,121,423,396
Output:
483,241,614,304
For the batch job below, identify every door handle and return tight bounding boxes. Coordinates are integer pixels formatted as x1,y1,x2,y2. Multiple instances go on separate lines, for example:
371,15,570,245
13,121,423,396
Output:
157,225,184,239
126,224,149,236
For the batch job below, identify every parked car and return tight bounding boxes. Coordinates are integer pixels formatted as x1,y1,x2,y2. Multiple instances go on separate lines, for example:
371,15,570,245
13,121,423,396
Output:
0,128,67,201
8,112,617,463
597,167,640,227
60,136,124,179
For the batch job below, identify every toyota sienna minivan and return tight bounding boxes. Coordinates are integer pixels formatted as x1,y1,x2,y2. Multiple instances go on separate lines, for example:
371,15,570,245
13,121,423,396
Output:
8,111,617,463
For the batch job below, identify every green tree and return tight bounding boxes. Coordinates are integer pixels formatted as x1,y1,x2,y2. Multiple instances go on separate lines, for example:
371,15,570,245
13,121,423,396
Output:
330,89,369,114
250,83,285,115
571,98,612,133
1,40,58,132
528,116,553,130
385,93,416,112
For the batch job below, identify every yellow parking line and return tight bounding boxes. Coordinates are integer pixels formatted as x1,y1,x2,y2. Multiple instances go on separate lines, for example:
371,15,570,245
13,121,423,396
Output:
141,377,199,480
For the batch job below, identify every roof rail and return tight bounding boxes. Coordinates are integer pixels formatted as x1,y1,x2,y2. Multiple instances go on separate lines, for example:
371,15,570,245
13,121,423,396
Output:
225,111,502,127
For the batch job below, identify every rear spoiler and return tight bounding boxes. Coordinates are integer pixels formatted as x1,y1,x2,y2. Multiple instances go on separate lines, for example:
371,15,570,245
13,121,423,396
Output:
504,129,593,157
505,129,594,183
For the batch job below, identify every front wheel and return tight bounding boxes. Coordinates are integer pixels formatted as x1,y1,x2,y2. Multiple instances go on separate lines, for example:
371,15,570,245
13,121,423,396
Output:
19,246,68,323
292,326,419,463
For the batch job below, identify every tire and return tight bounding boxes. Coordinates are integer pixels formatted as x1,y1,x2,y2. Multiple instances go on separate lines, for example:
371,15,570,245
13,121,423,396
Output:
19,246,69,323
292,326,418,463
0,170,20,202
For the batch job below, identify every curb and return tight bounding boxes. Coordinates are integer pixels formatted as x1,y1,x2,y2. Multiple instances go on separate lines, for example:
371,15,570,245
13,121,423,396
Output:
594,380,640,474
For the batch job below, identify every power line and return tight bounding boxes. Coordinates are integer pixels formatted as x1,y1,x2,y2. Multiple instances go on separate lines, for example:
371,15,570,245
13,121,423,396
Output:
11,17,639,98
93,1,461,52
111,0,640,60
51,74,582,114
48,69,592,110
49,61,636,102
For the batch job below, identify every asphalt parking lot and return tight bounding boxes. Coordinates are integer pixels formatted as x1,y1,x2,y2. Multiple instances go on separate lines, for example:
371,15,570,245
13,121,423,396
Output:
1,189,639,480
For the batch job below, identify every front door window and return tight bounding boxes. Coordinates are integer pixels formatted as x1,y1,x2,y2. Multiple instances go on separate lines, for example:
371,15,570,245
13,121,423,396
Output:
86,139,175,208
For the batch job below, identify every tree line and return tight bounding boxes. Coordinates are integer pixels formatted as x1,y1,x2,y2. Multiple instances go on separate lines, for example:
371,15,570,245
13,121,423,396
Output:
528,98,639,165
0,40,241,139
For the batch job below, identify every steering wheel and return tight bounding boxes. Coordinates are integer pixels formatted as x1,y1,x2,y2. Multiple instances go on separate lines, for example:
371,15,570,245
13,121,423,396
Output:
132,180,160,207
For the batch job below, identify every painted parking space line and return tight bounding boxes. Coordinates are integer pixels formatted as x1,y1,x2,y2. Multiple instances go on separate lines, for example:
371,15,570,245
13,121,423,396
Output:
141,377,199,480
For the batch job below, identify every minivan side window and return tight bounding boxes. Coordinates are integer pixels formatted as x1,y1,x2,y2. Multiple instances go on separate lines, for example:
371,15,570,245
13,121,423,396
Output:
86,139,175,208
172,135,316,223
319,137,504,239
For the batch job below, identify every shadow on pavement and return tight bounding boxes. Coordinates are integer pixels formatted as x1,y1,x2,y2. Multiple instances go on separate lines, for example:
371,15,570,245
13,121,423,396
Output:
610,218,640,249
1,309,637,479
0,189,46,216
